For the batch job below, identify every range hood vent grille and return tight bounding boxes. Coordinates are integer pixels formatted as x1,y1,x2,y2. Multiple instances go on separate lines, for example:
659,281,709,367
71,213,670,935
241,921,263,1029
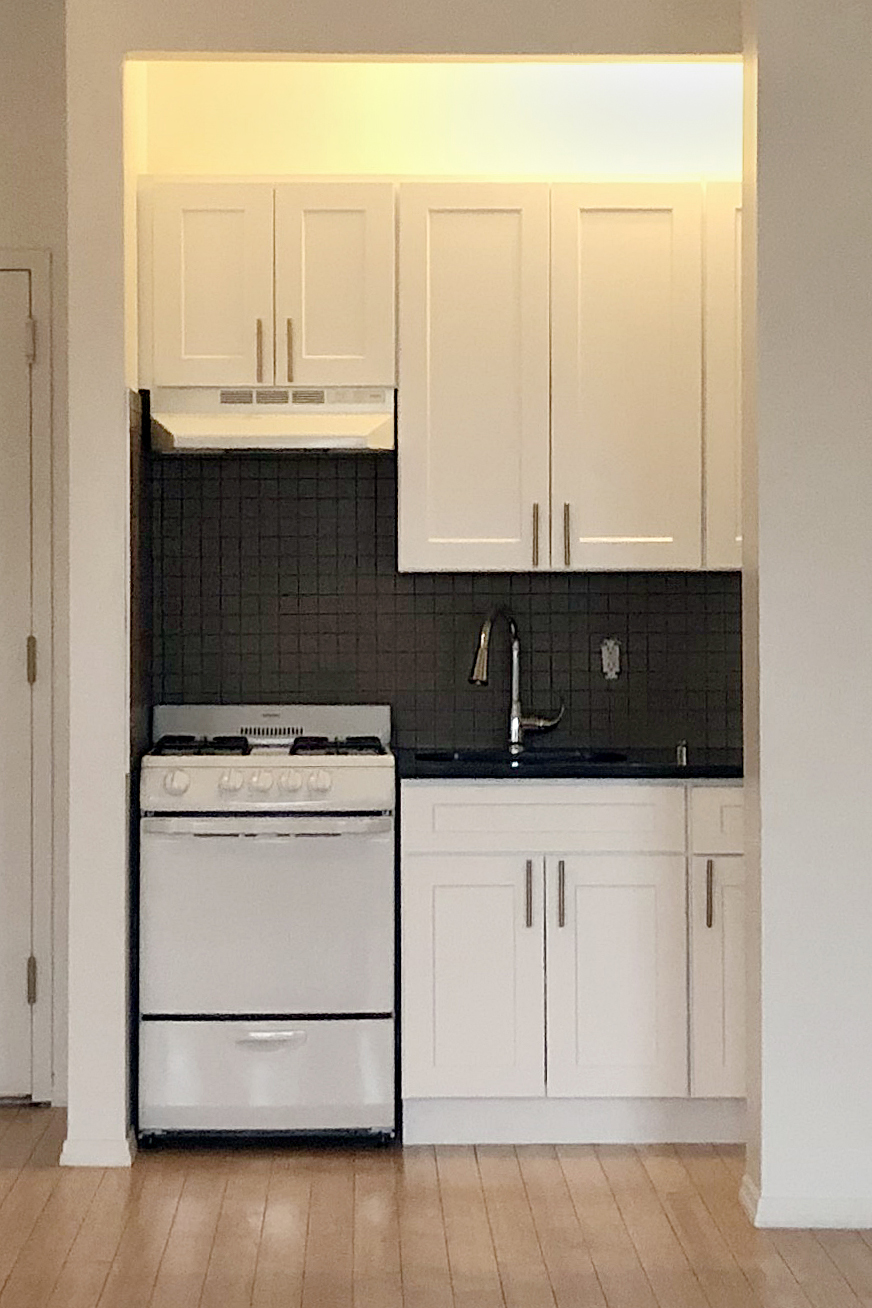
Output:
292,389,326,405
219,389,253,405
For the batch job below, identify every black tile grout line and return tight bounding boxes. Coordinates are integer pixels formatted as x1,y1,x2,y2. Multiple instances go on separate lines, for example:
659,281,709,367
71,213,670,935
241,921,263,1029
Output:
148,452,742,752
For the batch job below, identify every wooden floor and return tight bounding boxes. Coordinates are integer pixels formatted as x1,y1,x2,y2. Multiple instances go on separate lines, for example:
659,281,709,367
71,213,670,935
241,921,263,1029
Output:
1,1108,871,1307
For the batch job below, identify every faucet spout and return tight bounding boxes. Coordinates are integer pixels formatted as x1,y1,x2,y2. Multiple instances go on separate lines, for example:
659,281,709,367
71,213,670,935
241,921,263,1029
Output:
468,609,533,755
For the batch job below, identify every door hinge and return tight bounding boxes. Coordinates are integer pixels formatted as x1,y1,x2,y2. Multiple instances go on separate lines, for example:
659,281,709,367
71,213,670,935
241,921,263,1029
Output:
24,316,36,365
26,956,37,1006
26,635,37,685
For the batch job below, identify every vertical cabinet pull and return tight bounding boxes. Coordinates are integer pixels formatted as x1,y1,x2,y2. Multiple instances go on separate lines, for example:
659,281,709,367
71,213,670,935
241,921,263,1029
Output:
532,504,540,567
286,319,293,383
558,859,566,928
563,503,572,567
706,858,715,928
256,319,264,383
525,859,533,928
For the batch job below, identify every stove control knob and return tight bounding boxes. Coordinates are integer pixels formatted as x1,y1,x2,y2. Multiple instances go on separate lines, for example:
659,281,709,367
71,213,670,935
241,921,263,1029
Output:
308,769,333,794
163,769,190,796
249,770,274,793
279,770,304,793
218,769,244,793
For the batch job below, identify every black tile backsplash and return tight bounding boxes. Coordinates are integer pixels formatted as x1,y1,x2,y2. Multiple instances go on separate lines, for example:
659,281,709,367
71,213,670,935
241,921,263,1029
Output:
149,452,742,753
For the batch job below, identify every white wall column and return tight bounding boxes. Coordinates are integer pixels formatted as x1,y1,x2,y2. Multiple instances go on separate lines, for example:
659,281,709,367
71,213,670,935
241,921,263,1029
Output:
743,0,872,1227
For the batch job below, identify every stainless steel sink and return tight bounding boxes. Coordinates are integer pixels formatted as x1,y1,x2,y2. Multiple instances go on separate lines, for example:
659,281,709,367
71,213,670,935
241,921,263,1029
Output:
414,747,628,766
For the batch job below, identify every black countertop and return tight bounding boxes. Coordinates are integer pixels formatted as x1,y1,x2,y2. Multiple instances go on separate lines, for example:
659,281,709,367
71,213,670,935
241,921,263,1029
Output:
397,746,743,781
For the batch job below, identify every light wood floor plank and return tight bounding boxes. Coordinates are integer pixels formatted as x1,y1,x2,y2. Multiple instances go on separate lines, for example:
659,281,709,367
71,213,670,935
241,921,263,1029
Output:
0,1167,103,1308
251,1156,311,1308
638,1145,761,1308
815,1232,872,1306
674,1145,815,1308
0,1166,62,1293
96,1163,186,1308
353,1150,403,1308
147,1166,227,1308
197,1153,270,1308
766,1230,862,1308
718,1147,747,1182
0,1107,56,1178
514,1145,604,1308
301,1152,355,1308
0,1111,21,1147
557,1145,660,1308
436,1146,505,1308
395,1147,453,1308
476,1148,557,1308
596,1145,710,1308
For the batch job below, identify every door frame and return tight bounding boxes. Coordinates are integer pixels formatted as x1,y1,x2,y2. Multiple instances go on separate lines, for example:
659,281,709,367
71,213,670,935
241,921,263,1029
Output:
0,250,54,1102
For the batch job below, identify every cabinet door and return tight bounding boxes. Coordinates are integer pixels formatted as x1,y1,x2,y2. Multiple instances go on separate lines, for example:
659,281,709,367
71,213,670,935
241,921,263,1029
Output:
274,183,395,387
402,852,545,1098
551,183,703,570
398,184,550,571
704,183,743,570
690,855,745,1097
148,184,274,387
546,854,688,1097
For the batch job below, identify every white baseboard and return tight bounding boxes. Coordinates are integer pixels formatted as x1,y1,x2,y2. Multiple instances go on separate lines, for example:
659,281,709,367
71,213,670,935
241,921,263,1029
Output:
754,1192,872,1229
403,1097,746,1146
739,1172,760,1223
60,1129,137,1168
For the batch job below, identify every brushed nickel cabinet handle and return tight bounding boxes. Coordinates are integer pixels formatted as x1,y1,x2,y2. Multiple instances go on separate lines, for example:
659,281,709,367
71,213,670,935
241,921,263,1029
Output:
256,318,264,383
532,504,540,567
563,502,571,567
558,859,566,928
525,859,533,928
706,858,714,929
286,318,293,383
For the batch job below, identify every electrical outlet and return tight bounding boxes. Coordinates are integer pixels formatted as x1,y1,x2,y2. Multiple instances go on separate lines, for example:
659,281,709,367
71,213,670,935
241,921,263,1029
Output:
600,637,621,680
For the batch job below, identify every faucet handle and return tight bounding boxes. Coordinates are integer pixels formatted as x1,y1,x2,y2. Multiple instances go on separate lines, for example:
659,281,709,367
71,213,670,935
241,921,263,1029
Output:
521,701,566,733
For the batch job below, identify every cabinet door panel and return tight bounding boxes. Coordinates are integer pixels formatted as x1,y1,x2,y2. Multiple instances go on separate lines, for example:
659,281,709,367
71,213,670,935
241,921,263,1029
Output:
274,183,395,386
398,184,550,571
546,854,688,1097
551,183,703,570
402,853,545,1098
704,183,743,570
149,183,274,386
690,855,745,1097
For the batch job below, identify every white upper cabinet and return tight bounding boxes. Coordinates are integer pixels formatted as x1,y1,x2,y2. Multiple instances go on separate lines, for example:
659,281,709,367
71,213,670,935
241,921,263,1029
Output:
704,183,743,570
551,183,704,570
401,851,546,1099
274,183,395,387
546,853,689,1097
147,183,275,387
397,184,551,572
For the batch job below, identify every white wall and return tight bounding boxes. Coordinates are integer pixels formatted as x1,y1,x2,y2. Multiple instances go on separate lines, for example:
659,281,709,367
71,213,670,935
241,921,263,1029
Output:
63,0,741,1164
141,59,742,178
1,0,68,1106
742,0,872,1227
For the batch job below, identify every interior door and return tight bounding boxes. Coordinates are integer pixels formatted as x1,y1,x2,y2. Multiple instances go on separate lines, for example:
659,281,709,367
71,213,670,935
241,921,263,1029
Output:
0,269,34,1097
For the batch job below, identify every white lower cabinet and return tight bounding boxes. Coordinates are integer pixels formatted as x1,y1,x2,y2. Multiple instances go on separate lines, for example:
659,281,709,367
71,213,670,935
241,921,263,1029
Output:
546,854,688,1097
402,780,746,1124
689,787,746,1098
401,852,545,1098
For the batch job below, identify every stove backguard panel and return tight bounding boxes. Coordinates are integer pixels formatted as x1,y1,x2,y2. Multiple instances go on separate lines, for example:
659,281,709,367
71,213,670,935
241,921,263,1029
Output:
147,453,741,754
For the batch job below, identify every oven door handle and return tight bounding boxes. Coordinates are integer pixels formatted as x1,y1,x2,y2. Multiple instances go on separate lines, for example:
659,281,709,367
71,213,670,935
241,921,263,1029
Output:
234,1030,308,1050
141,815,393,838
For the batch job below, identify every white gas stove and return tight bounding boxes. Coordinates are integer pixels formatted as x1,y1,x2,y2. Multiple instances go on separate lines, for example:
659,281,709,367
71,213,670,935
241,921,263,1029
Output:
138,704,396,1140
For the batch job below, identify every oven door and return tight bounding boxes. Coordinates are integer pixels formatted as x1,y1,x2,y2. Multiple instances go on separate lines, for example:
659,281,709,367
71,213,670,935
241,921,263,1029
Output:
139,814,394,1015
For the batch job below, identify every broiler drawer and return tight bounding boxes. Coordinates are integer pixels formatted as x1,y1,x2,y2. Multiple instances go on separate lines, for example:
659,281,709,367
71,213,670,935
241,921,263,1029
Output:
139,1018,395,1134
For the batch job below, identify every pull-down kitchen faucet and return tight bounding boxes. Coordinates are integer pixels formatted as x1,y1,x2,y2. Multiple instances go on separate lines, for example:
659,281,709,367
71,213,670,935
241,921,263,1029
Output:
469,609,565,754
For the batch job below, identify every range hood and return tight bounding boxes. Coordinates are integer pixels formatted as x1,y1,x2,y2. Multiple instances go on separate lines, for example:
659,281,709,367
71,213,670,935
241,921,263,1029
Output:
150,386,394,453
